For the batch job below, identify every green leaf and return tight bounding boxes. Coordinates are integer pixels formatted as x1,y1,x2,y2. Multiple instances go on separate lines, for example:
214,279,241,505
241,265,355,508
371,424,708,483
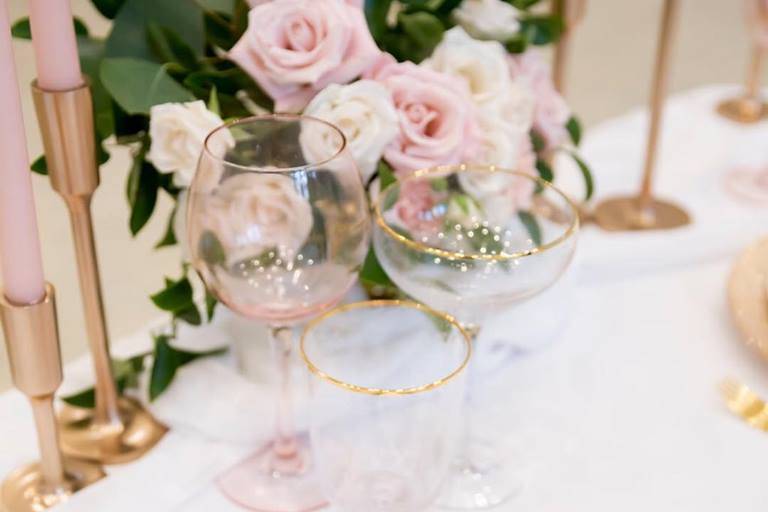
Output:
208,86,221,116
535,158,553,183
504,34,528,54
11,17,89,40
100,58,194,115
150,276,194,312
147,23,200,71
198,231,227,266
378,160,397,190
521,14,564,45
105,0,204,61
518,211,542,246
398,11,444,53
205,290,218,321
195,0,235,14
128,158,160,236
149,334,227,400
155,207,178,249
78,37,116,150
61,353,147,408
30,156,47,175
530,130,546,153
566,116,582,146
364,0,393,40
506,0,542,9
91,0,127,19
568,150,594,201
175,304,202,326
360,248,399,299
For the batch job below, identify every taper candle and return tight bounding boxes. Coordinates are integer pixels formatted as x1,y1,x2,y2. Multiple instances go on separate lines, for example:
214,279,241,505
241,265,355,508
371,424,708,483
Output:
0,0,46,305
29,0,83,91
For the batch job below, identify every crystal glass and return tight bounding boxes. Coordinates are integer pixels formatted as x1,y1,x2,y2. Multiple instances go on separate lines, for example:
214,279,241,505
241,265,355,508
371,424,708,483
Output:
372,164,579,509
187,115,370,511
300,301,472,512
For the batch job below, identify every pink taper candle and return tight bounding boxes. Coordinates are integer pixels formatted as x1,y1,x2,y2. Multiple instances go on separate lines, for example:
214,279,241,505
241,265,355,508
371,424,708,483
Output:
29,0,83,91
0,0,46,304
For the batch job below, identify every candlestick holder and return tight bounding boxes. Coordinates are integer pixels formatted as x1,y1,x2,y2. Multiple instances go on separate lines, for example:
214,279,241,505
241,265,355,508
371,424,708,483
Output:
592,0,691,231
31,80,167,465
552,0,587,96
1,284,104,512
716,47,768,123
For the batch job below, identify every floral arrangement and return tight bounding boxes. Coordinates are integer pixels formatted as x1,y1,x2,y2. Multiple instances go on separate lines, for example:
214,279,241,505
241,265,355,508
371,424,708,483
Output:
12,0,591,401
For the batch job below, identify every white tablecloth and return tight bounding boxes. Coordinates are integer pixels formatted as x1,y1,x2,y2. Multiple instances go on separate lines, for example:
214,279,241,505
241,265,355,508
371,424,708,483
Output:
2,84,768,511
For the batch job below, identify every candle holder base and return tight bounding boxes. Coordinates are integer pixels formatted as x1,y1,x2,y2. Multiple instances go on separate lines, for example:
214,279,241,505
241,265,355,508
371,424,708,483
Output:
58,397,167,465
1,457,104,512
716,97,768,124
592,196,691,231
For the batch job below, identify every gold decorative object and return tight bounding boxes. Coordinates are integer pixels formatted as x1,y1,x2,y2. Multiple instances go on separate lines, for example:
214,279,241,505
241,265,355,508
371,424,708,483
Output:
721,379,768,431
0,284,105,512
727,237,768,359
552,0,587,96
716,0,768,123
592,0,691,231
31,80,167,465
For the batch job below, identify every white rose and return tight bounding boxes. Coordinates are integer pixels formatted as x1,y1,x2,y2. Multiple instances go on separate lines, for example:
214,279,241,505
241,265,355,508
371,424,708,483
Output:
471,112,524,169
303,80,398,183
458,169,535,226
423,27,513,108
148,100,227,188
453,0,522,42
197,173,314,264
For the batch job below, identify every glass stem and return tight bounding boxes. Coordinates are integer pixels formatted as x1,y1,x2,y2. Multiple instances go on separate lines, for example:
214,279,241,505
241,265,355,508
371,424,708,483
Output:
458,324,481,470
269,325,299,466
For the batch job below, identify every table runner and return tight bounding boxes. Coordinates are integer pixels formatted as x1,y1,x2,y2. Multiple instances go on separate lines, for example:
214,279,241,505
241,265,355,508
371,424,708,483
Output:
1,84,767,511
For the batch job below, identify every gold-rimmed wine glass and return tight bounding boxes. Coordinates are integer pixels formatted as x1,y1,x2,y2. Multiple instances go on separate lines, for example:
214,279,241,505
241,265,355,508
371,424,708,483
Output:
187,114,370,511
300,300,472,512
372,164,579,509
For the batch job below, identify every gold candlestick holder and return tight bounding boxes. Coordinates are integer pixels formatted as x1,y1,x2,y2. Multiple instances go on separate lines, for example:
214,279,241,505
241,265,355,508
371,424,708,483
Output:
552,0,587,96
31,80,167,465
592,0,691,231
716,0,768,123
1,284,104,512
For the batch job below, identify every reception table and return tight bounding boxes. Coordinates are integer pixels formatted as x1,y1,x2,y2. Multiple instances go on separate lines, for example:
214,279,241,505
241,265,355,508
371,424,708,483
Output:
1,85,768,511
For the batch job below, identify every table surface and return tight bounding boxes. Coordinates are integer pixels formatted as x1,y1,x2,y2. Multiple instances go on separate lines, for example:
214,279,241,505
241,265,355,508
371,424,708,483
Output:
2,85,768,512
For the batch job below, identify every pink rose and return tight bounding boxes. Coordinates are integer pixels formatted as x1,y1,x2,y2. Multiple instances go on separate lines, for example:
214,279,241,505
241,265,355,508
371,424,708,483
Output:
366,54,480,175
516,135,537,176
394,180,448,237
509,51,571,150
230,0,380,113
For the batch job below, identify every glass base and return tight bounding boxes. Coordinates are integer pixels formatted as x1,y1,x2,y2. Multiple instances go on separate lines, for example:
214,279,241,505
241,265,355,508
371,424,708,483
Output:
435,437,524,510
216,434,327,512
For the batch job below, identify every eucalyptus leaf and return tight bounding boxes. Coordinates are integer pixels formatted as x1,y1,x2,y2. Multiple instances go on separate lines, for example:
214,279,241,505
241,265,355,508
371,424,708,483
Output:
105,0,204,60
101,58,194,115
147,23,200,71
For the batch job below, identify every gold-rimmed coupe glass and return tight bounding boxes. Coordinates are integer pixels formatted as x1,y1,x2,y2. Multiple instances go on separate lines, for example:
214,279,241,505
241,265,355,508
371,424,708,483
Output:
300,300,472,512
187,115,370,511
373,165,579,510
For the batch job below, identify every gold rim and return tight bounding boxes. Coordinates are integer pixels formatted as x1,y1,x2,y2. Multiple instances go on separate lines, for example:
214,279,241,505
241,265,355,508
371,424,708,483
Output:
202,113,348,173
374,164,580,262
300,300,472,396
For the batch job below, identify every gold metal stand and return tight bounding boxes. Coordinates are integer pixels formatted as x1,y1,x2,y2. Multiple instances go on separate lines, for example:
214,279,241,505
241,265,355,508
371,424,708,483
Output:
716,45,768,123
552,0,587,96
31,81,167,465
0,285,104,512
592,0,691,231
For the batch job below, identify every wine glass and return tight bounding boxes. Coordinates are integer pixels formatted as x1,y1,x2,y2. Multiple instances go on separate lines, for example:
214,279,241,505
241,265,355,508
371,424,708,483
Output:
187,115,370,511
372,164,579,509
716,0,768,123
300,300,472,512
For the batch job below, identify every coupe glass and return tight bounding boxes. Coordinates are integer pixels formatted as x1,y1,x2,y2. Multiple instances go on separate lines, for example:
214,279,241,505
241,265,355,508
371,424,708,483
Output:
187,115,370,511
300,301,472,512
372,164,579,509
